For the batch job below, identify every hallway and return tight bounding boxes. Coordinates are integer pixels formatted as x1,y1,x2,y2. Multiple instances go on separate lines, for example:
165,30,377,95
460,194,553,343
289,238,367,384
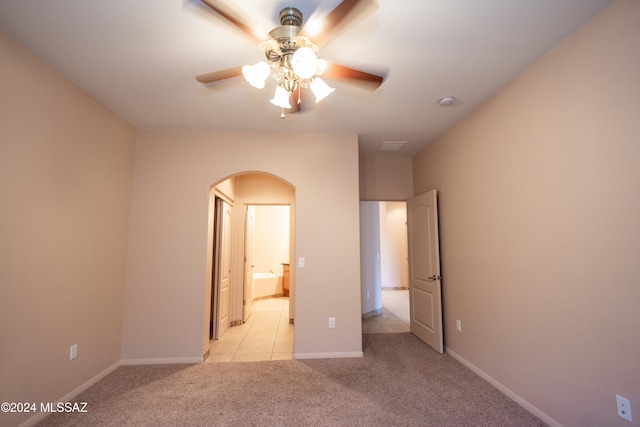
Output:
362,289,410,333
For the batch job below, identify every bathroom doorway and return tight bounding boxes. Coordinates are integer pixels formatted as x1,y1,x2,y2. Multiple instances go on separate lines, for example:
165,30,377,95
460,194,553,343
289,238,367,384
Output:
244,204,291,322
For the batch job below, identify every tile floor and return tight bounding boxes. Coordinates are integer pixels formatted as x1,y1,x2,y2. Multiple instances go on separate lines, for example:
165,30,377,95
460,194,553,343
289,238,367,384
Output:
206,290,410,363
207,297,293,363
362,289,410,333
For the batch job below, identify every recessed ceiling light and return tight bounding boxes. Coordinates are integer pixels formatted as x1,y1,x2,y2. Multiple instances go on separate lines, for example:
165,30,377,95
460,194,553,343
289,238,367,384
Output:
439,96,456,106
379,141,407,151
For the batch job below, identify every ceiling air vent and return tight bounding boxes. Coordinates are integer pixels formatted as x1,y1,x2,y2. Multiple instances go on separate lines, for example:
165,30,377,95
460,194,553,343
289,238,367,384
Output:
379,141,407,151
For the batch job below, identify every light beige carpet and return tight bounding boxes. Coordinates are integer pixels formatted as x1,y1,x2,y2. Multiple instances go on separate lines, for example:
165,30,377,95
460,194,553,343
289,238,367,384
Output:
37,333,546,426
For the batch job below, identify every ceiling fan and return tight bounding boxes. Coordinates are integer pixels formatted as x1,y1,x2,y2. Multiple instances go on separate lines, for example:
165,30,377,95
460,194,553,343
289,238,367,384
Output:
195,0,384,118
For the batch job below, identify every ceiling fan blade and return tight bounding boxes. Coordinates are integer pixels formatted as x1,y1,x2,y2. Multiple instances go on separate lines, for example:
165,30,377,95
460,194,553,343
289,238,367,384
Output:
322,63,384,90
200,0,268,43
301,0,376,46
195,66,243,84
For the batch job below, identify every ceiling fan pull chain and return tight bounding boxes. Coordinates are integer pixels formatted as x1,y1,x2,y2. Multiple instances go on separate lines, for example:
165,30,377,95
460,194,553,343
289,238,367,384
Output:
280,108,286,119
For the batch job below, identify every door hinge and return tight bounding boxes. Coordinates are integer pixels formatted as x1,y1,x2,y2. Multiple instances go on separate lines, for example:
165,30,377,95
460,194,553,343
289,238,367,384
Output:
243,299,246,306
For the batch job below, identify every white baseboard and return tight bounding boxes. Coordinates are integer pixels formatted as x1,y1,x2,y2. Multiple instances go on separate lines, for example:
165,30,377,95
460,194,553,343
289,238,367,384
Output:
19,360,121,427
120,356,203,365
293,351,363,360
445,347,562,427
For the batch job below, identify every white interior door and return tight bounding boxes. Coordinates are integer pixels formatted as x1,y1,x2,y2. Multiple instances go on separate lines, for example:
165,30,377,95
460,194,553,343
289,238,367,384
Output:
407,190,443,353
243,205,255,322
217,199,232,338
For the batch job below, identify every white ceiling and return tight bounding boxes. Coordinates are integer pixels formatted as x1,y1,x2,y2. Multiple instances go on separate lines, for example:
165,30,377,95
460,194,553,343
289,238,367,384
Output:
0,0,613,156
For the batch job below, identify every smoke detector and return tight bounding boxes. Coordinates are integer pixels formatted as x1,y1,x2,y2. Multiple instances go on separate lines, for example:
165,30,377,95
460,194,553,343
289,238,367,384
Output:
439,96,456,106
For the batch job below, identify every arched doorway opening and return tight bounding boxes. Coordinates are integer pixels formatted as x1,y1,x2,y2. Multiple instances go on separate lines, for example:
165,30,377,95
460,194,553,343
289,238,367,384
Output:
204,172,296,361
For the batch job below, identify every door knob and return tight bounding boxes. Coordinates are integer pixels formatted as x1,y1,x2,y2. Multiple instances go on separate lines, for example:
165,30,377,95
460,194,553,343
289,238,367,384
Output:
428,275,442,281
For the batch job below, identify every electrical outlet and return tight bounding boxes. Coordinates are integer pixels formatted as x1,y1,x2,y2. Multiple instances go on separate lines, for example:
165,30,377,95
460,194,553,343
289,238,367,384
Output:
616,395,632,422
329,317,336,329
69,344,77,360
456,320,462,332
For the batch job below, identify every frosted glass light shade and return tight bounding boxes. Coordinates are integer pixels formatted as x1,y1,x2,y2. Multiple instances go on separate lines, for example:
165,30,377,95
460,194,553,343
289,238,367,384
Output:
291,47,318,79
270,85,291,108
315,58,328,75
242,61,270,89
310,78,335,103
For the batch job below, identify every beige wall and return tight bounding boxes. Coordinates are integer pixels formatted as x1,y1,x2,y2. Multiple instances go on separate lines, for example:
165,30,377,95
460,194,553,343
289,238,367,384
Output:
122,130,363,361
412,1,640,426
359,155,413,201
0,31,135,426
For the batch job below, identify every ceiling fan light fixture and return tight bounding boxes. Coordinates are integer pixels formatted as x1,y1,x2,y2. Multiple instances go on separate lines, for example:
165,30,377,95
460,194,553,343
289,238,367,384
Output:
291,47,318,79
270,85,292,109
196,3,385,117
242,61,271,89
310,77,335,103
316,58,328,76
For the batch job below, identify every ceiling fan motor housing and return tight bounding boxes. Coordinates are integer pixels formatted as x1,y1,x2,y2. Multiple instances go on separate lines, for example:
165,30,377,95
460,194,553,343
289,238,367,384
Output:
279,7,303,27
263,10,317,68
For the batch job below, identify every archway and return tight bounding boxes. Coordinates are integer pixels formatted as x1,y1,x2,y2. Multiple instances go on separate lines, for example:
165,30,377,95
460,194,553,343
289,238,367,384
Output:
204,172,296,361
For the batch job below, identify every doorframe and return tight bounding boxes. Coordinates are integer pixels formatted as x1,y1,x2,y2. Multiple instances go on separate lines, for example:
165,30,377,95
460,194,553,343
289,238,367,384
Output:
242,204,255,323
209,194,234,340
360,200,410,322
243,203,292,323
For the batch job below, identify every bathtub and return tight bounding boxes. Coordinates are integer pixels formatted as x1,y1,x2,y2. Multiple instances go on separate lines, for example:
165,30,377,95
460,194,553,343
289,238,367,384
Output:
253,272,283,300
